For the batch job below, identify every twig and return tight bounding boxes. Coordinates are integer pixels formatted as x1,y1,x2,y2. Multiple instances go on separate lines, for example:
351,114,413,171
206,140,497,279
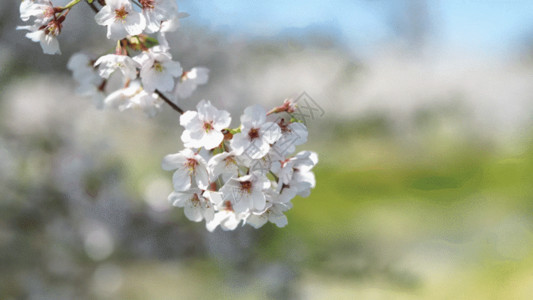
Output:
87,1,99,13
155,90,184,114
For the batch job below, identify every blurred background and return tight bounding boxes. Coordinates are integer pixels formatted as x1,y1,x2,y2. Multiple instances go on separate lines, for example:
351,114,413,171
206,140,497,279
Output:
1,0,533,299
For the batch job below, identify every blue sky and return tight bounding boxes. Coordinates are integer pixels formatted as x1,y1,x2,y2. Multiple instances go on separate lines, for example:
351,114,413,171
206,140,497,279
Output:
179,0,533,56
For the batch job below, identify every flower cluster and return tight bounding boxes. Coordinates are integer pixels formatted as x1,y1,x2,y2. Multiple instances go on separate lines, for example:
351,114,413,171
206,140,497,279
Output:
17,0,318,231
163,101,317,231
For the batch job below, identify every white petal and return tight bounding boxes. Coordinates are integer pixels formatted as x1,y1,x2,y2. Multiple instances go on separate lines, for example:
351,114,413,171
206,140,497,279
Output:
260,122,282,144
229,133,248,155
201,130,224,150
184,204,203,222
172,168,191,191
241,105,266,126
161,153,186,170
124,11,146,36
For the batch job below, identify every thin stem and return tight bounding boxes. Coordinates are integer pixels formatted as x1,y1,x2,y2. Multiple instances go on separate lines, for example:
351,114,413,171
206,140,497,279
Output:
86,1,99,13
61,0,82,10
155,90,184,114
269,171,279,182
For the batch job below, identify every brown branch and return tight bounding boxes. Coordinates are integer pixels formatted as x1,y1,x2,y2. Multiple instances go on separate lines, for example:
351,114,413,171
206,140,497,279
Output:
155,90,184,114
86,1,99,13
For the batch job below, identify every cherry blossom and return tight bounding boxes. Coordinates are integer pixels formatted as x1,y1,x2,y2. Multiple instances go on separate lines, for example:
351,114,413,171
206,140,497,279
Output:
17,0,319,231
19,0,54,25
95,0,146,40
180,100,231,150
140,0,179,33
94,54,138,80
168,188,215,222
18,20,62,55
230,105,282,159
104,81,162,117
174,67,210,99
207,151,241,182
162,148,209,191
219,171,271,214
134,49,182,92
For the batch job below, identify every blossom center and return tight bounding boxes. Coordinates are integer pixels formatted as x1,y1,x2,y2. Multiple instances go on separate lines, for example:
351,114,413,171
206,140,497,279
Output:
191,193,200,207
224,200,233,211
43,21,61,36
153,61,164,72
248,128,260,140
239,180,253,193
203,121,213,132
185,158,198,171
44,7,55,18
278,119,290,133
224,156,236,167
140,0,155,9
114,7,129,21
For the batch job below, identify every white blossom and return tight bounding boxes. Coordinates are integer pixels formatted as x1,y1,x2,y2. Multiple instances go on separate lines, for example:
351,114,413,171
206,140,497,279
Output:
104,81,162,116
206,200,245,232
269,118,308,158
180,100,231,150
162,148,209,191
18,21,61,55
207,151,241,182
19,0,53,25
273,151,318,198
174,67,209,99
68,53,99,84
94,54,138,80
140,0,179,33
135,49,182,92
219,171,270,213
168,189,214,222
246,202,290,229
230,105,282,159
95,0,146,40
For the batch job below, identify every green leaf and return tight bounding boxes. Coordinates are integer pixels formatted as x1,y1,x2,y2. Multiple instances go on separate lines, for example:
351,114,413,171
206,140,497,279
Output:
144,37,160,49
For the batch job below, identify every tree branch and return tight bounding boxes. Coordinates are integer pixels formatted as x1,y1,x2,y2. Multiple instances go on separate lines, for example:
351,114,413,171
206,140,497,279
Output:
87,1,99,13
155,90,184,114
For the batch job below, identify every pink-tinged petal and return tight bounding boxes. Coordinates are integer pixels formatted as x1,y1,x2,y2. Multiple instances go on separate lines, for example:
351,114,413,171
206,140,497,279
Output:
172,168,191,191
161,153,186,170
